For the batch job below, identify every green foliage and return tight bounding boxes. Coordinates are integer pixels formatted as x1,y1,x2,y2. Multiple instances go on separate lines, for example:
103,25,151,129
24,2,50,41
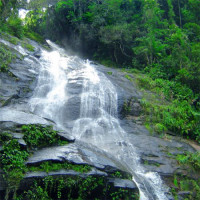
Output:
0,139,29,198
0,43,16,72
122,100,131,116
0,123,70,199
0,132,12,142
22,42,35,51
16,175,138,200
124,74,133,81
6,16,24,39
24,9,46,35
16,182,51,200
111,171,123,178
22,124,68,149
180,179,200,200
135,73,200,142
176,152,200,171
24,30,45,44
28,161,91,173
0,140,28,173
154,123,167,134
171,176,200,200
9,37,19,45
173,176,179,188
110,188,138,200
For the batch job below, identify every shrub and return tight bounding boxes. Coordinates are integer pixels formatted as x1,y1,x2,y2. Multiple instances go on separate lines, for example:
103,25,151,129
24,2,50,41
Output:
176,152,200,171
7,16,24,39
0,139,29,199
24,30,45,44
22,124,68,149
0,43,15,72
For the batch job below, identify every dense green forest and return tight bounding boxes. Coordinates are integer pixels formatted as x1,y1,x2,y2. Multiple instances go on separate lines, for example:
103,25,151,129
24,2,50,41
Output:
0,0,200,142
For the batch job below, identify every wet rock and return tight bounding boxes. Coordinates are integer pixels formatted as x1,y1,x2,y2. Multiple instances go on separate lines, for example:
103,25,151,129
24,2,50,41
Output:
1,94,20,107
0,121,17,131
0,107,50,125
67,78,83,95
129,102,142,116
62,97,81,121
11,132,24,139
25,168,107,180
126,132,196,177
18,139,27,147
33,50,41,58
141,158,164,166
120,119,149,135
0,39,39,109
26,143,119,172
108,178,137,190
20,169,108,192
57,132,75,142
178,191,192,199
94,64,142,118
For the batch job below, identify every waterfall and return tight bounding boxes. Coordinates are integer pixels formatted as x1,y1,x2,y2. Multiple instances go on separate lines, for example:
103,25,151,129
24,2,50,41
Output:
29,41,169,200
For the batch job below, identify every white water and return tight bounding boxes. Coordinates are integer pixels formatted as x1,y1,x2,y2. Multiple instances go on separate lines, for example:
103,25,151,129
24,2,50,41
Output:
28,41,169,200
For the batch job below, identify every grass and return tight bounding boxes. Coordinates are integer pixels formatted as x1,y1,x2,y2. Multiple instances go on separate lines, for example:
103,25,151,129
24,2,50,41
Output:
24,30,45,44
124,74,133,81
21,41,35,52
0,124,70,199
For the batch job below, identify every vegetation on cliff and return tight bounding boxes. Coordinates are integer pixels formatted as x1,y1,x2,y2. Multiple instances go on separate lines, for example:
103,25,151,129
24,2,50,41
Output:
0,1,200,199
1,0,199,142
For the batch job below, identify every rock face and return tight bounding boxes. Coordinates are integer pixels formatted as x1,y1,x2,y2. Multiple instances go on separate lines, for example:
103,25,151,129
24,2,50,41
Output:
26,142,122,172
0,36,198,199
0,107,50,125
0,39,40,108
95,64,142,118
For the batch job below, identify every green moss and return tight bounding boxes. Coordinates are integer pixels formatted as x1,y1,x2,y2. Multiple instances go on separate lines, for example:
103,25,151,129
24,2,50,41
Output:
24,31,45,44
9,37,19,45
144,123,154,134
176,152,200,172
21,124,68,149
21,42,35,52
0,124,70,199
154,123,167,134
110,170,132,180
28,161,91,173
107,71,112,75
122,100,131,116
124,74,133,81
0,43,16,72
143,160,161,167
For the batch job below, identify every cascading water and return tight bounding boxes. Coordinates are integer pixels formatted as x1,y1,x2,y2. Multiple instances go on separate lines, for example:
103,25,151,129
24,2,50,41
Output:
29,41,169,200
